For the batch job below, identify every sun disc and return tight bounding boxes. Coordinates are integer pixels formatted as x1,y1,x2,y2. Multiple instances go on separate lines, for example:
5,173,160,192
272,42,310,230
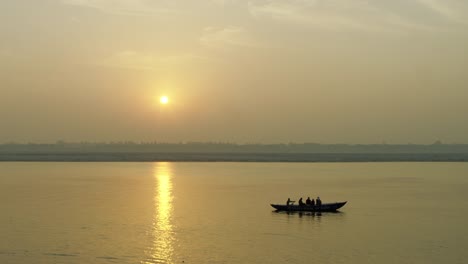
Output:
160,96,169,104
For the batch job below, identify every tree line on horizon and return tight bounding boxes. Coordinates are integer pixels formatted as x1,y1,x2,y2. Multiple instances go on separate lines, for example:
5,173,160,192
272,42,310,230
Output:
1,141,468,153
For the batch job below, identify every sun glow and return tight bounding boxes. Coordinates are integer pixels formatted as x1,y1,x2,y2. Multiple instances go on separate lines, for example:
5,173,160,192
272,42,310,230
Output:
160,96,169,105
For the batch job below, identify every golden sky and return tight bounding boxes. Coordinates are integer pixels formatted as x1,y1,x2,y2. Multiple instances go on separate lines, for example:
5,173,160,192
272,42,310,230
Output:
1,0,467,143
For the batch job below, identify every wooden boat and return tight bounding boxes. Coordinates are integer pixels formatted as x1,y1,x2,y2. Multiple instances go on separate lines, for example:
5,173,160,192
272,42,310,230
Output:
270,201,347,212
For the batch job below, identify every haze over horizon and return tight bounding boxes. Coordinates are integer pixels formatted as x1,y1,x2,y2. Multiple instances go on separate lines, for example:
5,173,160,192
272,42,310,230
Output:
1,0,468,144
0,140,463,145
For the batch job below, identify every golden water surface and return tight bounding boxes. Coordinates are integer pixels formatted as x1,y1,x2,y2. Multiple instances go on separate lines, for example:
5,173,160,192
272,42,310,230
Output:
1,162,468,264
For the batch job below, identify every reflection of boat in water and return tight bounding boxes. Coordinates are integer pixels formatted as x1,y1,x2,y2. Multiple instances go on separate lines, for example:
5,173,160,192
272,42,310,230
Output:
271,201,347,212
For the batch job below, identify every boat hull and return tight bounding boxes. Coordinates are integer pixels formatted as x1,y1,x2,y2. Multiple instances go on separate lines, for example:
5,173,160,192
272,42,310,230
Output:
270,201,347,212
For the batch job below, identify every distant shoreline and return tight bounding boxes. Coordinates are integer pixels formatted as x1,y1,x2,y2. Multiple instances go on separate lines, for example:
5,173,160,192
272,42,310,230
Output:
1,152,468,162
2,142,468,162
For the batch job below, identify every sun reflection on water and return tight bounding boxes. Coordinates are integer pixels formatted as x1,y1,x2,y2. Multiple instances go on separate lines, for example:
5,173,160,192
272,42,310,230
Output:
143,162,174,264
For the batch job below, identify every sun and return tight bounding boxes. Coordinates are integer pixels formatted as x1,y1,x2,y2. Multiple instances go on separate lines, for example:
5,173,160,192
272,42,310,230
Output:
160,96,169,105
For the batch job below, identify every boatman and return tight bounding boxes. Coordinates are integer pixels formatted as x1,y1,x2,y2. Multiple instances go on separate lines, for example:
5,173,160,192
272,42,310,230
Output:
286,198,291,206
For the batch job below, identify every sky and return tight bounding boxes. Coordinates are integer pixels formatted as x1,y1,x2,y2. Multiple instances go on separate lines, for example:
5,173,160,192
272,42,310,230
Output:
1,0,468,144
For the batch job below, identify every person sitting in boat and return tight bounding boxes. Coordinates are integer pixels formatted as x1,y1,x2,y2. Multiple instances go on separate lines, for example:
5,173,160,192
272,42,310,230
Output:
298,197,304,206
311,198,315,206
316,196,322,207
306,197,311,205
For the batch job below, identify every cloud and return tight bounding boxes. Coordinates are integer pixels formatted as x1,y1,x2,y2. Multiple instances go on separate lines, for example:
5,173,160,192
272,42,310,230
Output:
200,26,258,49
247,0,458,33
99,50,206,70
248,0,388,31
61,0,175,15
416,0,468,25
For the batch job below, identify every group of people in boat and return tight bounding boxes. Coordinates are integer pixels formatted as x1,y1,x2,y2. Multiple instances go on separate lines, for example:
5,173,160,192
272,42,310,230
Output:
286,196,322,207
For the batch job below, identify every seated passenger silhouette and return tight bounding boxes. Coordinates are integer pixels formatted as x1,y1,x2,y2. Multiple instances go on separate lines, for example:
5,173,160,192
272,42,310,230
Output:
298,197,304,206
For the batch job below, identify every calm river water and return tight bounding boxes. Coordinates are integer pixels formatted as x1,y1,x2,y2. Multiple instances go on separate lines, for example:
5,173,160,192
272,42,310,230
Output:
1,162,467,263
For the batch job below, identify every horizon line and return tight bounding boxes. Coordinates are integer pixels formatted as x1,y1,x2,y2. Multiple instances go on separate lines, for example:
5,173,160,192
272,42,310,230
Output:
1,140,465,146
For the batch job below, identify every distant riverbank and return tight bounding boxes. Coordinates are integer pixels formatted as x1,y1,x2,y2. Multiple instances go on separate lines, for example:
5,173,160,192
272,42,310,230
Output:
1,152,468,162
3,142,468,162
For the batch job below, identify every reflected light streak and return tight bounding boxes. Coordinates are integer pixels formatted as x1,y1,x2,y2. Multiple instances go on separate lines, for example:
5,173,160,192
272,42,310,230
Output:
144,162,174,264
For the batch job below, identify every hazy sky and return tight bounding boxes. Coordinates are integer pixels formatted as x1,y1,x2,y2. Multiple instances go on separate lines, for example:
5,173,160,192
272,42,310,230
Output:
1,0,468,144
